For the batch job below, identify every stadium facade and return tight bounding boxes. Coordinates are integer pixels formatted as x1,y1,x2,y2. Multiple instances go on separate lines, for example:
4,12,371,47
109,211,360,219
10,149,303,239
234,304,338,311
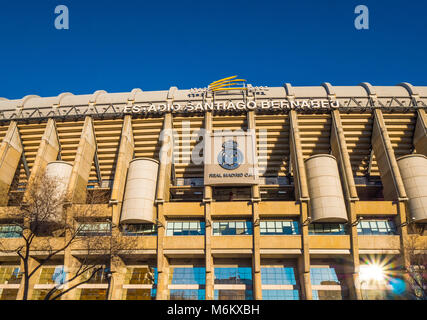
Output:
0,81,426,300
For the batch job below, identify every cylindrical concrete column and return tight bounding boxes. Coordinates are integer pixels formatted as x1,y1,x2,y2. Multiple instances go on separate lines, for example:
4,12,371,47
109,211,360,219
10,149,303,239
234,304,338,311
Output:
397,154,427,222
45,161,73,197
305,154,348,223
44,161,73,224
120,158,159,224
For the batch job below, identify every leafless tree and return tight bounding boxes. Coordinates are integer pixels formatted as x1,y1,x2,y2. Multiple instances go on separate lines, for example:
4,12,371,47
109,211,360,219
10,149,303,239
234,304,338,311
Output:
403,224,427,300
0,171,136,300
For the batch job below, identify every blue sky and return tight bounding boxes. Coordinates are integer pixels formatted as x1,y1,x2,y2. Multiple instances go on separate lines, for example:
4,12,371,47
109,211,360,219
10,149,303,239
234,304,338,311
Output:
0,0,426,99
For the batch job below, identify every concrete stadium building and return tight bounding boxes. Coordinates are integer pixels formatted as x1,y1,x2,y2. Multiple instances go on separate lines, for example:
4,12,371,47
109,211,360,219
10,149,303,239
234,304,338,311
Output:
0,80,426,300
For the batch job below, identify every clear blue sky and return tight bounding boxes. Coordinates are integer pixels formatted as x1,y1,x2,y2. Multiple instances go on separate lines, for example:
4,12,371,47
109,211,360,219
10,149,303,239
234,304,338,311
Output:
0,0,426,99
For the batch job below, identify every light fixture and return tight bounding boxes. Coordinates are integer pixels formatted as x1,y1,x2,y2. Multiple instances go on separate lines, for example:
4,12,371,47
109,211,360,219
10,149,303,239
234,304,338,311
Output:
398,217,415,228
154,219,164,228
302,217,312,226
350,216,363,227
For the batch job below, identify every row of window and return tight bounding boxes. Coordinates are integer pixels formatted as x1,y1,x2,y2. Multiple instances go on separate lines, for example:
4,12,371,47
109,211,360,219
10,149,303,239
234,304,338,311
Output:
0,219,399,238
0,265,397,300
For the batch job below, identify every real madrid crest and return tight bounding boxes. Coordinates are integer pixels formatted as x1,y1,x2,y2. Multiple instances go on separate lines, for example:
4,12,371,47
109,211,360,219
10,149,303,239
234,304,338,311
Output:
217,140,244,170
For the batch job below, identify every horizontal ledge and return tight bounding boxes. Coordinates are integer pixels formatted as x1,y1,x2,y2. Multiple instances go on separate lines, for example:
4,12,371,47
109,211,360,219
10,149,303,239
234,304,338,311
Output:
260,249,302,255
309,249,351,255
261,284,298,290
358,249,400,254
163,249,205,255
211,249,253,255
77,284,109,289
214,284,249,290
0,284,20,289
168,284,201,290
122,284,153,289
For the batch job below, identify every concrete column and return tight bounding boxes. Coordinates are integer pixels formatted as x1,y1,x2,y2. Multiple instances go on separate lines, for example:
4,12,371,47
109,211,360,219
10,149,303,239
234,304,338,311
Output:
66,116,96,204
371,109,407,201
298,201,312,300
348,200,362,300
247,110,262,300
23,119,60,203
204,111,214,300
372,109,410,285
109,256,126,300
330,109,361,299
413,109,427,156
155,204,168,300
156,113,173,202
397,201,411,280
155,113,173,300
289,110,312,300
110,115,134,227
289,110,309,201
252,200,262,300
330,110,358,201
0,121,23,205
62,251,82,300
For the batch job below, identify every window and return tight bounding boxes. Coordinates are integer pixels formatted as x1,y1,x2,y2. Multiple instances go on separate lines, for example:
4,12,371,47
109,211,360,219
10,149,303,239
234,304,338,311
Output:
122,267,157,300
261,267,300,300
214,266,253,300
78,289,107,300
123,267,157,285
0,289,19,300
0,224,22,238
77,222,111,236
261,267,297,285
168,267,205,300
214,289,253,300
213,221,252,236
123,289,156,300
0,266,21,301
169,267,205,285
262,289,299,300
85,267,110,284
0,266,21,284
309,223,346,235
260,220,299,235
170,289,205,300
214,267,252,285
166,221,205,236
310,266,348,300
123,223,157,236
38,266,65,285
357,219,397,235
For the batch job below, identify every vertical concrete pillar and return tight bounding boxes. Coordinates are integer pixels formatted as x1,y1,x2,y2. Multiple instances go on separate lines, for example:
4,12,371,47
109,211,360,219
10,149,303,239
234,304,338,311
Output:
156,113,173,202
0,121,23,205
66,116,96,204
289,109,312,300
371,109,407,201
348,200,362,300
371,109,410,282
110,115,134,227
247,110,262,300
25,119,60,190
62,252,82,300
204,111,214,300
155,113,173,300
330,110,358,202
109,256,126,300
298,201,312,300
330,109,361,299
413,109,427,156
